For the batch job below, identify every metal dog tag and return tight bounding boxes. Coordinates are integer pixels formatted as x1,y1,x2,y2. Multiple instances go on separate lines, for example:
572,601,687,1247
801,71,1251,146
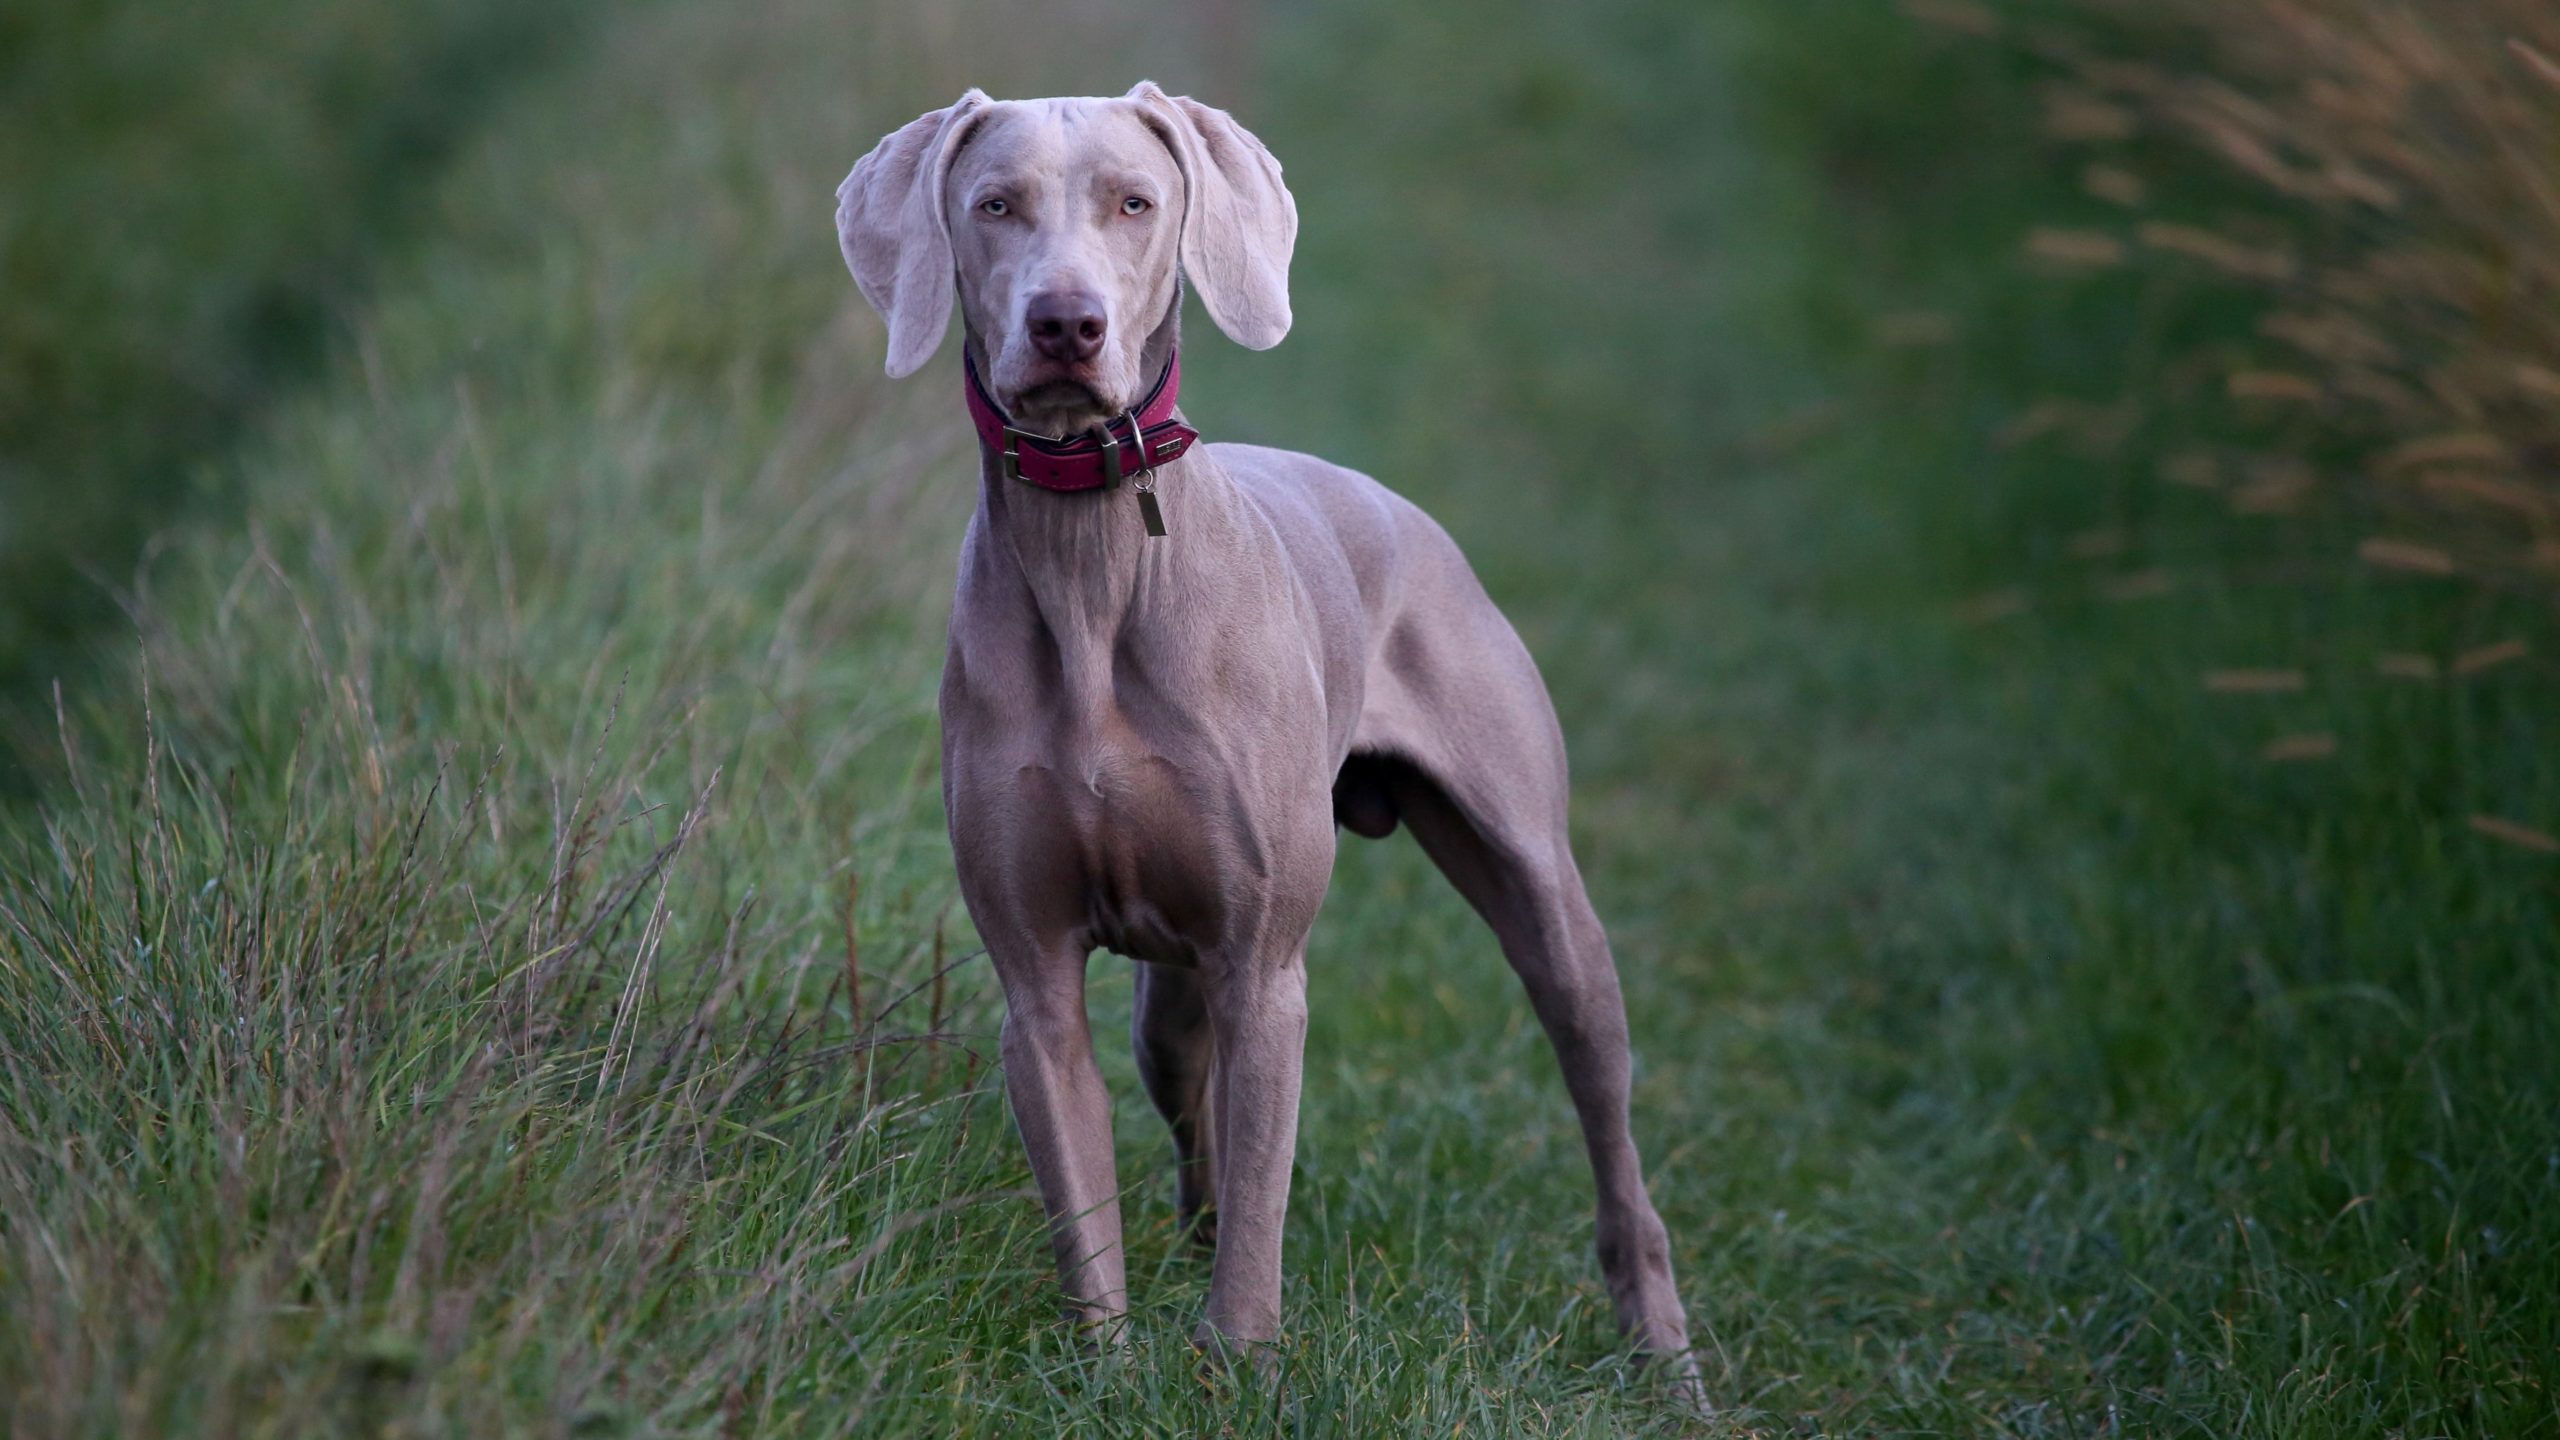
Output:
1134,474,1167,537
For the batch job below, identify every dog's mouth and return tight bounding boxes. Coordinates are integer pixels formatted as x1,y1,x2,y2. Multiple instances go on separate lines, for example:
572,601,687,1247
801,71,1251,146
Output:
1001,378,1120,435
1014,378,1106,410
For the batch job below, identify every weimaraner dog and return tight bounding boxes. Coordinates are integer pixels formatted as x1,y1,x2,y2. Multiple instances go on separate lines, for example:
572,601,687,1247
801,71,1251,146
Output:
836,82,1700,1393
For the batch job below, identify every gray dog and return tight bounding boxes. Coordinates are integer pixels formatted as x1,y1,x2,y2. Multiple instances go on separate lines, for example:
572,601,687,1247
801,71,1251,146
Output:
836,82,1699,1391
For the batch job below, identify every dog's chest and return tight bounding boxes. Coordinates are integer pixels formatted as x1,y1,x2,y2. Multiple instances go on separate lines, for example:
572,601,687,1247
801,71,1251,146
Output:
986,727,1246,966
944,553,1339,965
947,638,1342,963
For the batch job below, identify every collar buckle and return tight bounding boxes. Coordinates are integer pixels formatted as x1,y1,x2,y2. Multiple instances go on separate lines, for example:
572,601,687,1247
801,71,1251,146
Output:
999,426,1041,487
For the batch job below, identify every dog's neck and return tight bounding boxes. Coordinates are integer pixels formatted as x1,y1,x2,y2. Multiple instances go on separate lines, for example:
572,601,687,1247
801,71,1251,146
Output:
964,304,1251,669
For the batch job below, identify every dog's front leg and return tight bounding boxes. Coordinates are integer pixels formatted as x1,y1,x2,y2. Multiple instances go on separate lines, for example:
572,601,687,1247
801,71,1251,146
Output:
993,941,1129,1337
1195,948,1310,1361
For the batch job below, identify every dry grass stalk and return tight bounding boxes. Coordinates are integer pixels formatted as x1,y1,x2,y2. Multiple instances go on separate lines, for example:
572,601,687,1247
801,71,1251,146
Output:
2259,311,2394,367
1954,587,2033,624
2083,164,2147,205
2231,457,2317,513
1877,310,1960,347
2452,638,2528,675
1996,397,2138,453
2136,221,2297,281
2206,668,2308,693
2044,86,2141,141
2228,371,2322,403
2262,732,2338,761
1902,0,2000,38
2024,227,2127,267
2099,569,2177,600
2378,433,2507,471
2511,39,2560,90
2416,470,2552,522
842,870,863,1025
2470,814,2560,853
2160,450,2222,489
1996,400,2080,449
2357,537,2456,575
2048,0,2560,598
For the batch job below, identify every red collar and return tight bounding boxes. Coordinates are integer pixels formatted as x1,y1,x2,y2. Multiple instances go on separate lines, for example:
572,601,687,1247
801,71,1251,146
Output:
964,349,1199,493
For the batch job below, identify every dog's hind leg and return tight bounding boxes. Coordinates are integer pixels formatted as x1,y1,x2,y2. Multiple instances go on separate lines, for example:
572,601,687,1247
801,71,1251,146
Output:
1132,960,1219,1248
1380,754,1703,1393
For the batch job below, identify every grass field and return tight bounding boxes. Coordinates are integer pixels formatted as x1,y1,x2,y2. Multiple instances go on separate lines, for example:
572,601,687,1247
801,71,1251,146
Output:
2,0,2554,1435
0,0,584,702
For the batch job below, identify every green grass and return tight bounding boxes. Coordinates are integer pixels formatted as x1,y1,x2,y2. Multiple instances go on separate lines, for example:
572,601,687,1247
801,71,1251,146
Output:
2,0,2555,1435
0,0,583,704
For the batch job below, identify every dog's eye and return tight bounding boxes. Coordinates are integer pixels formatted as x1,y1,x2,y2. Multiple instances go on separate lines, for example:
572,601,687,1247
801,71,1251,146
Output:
979,198,1009,217
1121,196,1151,216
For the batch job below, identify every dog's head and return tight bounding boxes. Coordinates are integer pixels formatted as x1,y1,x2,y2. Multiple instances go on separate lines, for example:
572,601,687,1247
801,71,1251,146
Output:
836,83,1297,438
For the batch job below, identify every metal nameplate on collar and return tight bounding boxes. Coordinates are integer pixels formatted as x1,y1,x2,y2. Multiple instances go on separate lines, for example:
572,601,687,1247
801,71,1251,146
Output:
1144,426,1189,465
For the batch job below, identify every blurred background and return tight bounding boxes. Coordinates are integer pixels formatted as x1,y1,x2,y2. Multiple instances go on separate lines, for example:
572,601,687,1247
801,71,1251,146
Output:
1,0,2554,1434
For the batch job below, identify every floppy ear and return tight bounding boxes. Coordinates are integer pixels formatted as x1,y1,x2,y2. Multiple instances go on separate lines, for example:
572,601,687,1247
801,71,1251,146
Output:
836,90,991,377
1127,82,1298,350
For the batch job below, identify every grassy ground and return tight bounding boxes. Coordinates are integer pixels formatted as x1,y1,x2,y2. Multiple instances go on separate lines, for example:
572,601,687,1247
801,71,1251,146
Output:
0,0,585,705
1,0,2554,1436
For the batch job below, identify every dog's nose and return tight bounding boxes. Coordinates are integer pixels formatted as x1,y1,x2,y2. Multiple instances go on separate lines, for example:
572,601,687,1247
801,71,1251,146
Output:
1025,290,1107,364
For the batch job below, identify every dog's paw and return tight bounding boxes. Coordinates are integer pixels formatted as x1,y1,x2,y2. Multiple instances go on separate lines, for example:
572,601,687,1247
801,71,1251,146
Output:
1638,1345,1715,1422
1190,1321,1287,1396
